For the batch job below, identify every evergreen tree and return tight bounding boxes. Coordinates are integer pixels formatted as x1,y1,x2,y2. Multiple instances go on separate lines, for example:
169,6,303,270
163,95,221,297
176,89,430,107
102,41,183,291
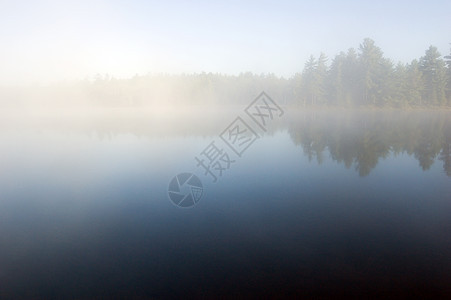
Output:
392,63,408,106
405,60,424,105
328,52,346,105
358,38,392,106
419,46,447,105
444,46,451,105
300,55,317,106
315,52,328,104
342,48,361,105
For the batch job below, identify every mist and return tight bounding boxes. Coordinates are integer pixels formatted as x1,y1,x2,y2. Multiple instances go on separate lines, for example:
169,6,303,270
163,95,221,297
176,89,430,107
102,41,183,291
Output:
1,1,450,299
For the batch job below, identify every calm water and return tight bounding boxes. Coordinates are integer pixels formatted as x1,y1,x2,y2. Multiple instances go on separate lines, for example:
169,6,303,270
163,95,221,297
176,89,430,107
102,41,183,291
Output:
0,109,450,298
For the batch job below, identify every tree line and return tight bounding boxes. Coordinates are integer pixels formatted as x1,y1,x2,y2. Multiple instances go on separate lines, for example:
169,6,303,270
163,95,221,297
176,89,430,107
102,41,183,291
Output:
83,38,451,107
1,38,450,107
297,38,451,107
82,38,451,107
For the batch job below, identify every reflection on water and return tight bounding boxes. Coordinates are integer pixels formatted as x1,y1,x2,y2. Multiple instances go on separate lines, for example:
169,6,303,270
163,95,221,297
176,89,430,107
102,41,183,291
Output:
0,108,450,298
3,109,449,177
287,110,451,176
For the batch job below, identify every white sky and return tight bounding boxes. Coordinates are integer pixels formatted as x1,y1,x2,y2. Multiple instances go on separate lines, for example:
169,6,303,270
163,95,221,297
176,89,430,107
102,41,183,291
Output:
0,0,450,85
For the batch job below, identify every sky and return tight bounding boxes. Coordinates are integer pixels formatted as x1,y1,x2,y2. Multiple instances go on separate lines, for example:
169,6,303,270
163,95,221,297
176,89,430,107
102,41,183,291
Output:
0,0,450,85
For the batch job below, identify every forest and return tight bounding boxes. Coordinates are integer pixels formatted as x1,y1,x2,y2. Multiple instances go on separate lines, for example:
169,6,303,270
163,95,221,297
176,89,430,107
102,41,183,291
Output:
297,38,451,107
1,38,450,108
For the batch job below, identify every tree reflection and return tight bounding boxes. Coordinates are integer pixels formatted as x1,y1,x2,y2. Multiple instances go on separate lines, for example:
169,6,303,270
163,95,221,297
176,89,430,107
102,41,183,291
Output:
3,107,450,177
439,127,451,176
288,110,451,176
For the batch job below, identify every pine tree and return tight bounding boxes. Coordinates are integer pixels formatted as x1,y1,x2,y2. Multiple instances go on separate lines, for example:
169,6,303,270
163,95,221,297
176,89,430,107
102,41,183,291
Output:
316,53,328,104
342,48,360,105
444,46,451,105
406,60,424,105
419,46,447,105
328,52,346,105
392,63,408,106
358,38,392,106
300,55,317,106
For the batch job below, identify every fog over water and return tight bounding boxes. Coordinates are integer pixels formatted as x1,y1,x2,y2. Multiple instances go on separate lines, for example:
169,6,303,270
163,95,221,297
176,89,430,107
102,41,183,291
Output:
1,106,450,298
1,0,451,298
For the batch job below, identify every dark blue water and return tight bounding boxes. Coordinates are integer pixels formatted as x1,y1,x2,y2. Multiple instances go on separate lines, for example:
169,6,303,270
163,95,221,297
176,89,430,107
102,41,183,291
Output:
0,110,450,298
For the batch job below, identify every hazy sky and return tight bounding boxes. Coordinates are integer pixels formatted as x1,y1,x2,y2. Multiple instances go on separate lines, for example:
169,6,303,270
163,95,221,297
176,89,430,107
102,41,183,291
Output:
0,0,450,84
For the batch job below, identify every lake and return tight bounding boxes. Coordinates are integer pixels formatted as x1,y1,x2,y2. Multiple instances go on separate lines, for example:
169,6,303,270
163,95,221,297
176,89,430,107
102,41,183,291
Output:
0,107,450,298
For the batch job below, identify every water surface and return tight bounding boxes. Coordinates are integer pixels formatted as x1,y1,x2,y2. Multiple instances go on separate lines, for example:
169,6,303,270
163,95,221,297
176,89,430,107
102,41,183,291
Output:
0,109,450,298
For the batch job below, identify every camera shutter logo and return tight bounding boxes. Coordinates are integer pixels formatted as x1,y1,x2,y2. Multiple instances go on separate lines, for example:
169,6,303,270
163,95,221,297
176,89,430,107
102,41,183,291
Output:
167,173,203,208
